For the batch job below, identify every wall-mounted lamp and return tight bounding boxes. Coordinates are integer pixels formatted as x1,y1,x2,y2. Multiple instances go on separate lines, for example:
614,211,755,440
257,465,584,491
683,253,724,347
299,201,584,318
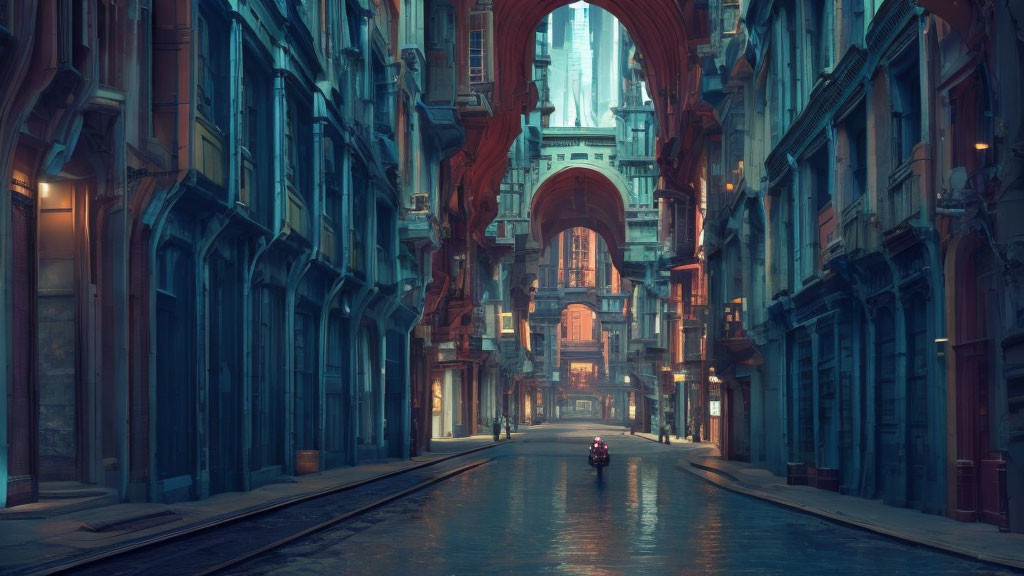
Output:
39,182,50,198
725,183,735,191
935,337,949,359
624,375,631,384
975,142,991,151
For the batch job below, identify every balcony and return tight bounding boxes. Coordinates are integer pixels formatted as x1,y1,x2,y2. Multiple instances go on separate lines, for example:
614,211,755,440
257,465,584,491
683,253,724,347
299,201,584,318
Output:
840,198,870,255
721,300,745,339
719,300,763,366
416,98,465,158
561,339,601,353
320,216,337,265
284,188,309,240
626,208,659,222
562,268,596,289
485,220,516,246
882,161,922,233
194,116,227,190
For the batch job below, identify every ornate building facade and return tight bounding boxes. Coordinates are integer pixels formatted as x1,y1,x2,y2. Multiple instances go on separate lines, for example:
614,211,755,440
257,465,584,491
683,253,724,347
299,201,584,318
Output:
0,0,455,507
702,0,1023,530
2,0,715,512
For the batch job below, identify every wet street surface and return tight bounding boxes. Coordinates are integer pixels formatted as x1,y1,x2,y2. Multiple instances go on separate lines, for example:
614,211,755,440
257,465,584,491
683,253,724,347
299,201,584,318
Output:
56,451,490,575
230,422,1017,576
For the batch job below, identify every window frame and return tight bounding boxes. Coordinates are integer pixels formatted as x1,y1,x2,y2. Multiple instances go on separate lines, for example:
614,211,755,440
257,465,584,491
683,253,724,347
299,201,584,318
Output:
468,11,493,84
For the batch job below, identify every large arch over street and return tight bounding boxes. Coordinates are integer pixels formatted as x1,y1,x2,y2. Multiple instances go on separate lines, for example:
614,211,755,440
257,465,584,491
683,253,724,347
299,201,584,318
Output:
530,166,628,272
454,0,708,240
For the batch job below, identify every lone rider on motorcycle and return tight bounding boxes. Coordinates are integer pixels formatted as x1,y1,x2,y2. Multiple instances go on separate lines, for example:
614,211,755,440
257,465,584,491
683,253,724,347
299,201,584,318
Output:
589,436,610,465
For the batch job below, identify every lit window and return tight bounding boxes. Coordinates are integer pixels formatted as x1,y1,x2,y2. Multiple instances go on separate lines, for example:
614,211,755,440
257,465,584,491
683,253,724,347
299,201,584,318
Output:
500,312,514,334
432,379,442,414
469,12,492,84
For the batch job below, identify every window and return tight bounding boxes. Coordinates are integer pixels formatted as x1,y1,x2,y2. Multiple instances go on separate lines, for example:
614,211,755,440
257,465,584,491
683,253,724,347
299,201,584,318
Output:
286,101,296,186
500,312,514,334
97,0,120,87
845,105,867,206
811,149,831,212
432,379,442,414
196,10,226,127
240,57,273,226
376,203,394,285
469,11,492,84
568,228,593,287
350,167,368,272
570,363,595,391
890,47,921,167
241,71,255,154
286,96,313,203
846,0,865,48
722,0,740,36
346,0,363,51
197,13,211,116
785,5,800,124
806,0,832,78
373,52,393,135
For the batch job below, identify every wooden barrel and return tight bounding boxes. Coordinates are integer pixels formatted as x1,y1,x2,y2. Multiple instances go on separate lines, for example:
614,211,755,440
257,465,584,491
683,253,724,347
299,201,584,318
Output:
296,450,320,475
786,462,807,486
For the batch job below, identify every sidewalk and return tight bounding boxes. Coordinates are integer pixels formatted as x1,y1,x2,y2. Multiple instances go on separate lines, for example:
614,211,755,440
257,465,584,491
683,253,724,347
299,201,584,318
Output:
0,433,507,574
624,430,1024,570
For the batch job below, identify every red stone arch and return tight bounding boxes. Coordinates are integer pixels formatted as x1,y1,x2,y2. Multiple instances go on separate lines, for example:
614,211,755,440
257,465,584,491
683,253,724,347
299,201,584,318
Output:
458,0,707,239
529,166,627,271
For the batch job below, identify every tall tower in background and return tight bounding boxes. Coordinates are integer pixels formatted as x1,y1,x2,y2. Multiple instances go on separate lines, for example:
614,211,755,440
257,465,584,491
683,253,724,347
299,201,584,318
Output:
547,2,622,128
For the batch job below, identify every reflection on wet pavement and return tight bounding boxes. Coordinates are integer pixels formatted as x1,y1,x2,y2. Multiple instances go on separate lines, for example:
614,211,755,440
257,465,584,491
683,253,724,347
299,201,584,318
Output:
230,424,1016,576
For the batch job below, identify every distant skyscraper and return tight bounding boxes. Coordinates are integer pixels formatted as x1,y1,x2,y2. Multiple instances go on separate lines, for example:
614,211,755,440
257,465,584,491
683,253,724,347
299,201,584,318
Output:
546,2,622,128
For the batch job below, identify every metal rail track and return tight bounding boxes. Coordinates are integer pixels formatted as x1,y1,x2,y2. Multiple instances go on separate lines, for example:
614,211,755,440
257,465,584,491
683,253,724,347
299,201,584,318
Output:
25,447,497,576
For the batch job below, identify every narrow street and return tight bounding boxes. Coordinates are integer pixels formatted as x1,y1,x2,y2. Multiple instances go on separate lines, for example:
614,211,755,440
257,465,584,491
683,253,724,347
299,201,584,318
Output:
230,423,1013,576
3,0,1024,571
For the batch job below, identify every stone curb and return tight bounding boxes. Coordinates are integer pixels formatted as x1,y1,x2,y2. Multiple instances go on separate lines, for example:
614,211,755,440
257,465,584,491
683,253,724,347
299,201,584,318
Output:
4,439,509,575
679,452,1024,571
